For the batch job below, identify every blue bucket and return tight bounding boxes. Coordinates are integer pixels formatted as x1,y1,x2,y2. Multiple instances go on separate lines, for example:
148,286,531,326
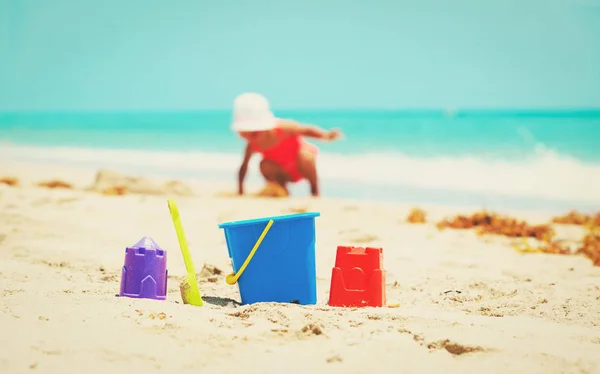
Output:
218,212,320,305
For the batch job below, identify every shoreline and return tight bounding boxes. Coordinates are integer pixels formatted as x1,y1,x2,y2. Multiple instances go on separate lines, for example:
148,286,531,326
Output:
2,132,600,211
1,158,598,216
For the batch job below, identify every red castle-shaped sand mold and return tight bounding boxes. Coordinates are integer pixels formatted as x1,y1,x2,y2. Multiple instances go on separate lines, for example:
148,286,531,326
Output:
328,246,386,307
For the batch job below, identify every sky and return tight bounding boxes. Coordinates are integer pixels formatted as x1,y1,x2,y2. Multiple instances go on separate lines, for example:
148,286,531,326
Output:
0,0,599,111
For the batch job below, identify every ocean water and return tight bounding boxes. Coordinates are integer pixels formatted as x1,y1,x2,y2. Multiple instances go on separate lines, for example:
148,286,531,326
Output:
1,110,599,213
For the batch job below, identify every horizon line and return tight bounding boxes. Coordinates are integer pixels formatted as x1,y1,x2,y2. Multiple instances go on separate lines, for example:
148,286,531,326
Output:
2,107,600,114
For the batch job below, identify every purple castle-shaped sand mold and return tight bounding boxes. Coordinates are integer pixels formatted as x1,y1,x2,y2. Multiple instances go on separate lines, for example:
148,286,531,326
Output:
119,236,168,300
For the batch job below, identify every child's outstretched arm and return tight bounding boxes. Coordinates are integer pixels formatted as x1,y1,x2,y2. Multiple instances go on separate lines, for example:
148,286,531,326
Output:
278,119,342,141
238,144,254,195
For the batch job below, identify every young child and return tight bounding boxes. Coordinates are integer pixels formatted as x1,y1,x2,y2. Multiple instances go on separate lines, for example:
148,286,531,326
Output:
232,92,342,197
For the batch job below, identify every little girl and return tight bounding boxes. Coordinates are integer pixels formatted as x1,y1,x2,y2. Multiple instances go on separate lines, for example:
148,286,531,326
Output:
232,92,342,197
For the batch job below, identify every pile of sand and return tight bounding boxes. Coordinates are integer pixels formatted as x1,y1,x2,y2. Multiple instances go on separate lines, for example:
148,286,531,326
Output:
87,169,194,196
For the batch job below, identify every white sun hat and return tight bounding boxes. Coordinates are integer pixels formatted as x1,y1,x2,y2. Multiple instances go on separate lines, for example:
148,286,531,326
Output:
230,92,278,132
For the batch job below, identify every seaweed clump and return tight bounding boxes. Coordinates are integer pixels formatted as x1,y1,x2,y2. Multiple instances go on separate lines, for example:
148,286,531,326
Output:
551,210,600,228
101,186,128,196
577,228,600,266
436,211,554,242
433,209,600,264
0,177,19,187
37,180,73,189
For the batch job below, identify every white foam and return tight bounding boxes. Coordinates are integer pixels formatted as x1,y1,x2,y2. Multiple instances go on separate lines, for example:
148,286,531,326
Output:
1,143,599,204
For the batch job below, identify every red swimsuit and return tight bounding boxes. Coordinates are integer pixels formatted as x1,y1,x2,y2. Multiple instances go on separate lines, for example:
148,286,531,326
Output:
249,127,318,182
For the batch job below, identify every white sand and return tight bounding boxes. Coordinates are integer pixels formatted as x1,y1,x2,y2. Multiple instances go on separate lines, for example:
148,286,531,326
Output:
0,161,599,374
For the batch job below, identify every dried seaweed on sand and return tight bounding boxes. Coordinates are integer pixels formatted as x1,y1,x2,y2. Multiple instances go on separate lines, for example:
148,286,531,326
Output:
577,230,600,266
37,180,74,189
436,211,554,242
101,186,128,196
511,238,571,255
551,210,600,227
0,177,19,187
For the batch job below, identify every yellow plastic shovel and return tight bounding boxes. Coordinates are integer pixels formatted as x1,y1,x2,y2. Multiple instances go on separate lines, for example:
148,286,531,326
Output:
167,198,203,306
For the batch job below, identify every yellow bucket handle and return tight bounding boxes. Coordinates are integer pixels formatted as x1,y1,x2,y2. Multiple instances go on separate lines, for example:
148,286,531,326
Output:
226,219,274,285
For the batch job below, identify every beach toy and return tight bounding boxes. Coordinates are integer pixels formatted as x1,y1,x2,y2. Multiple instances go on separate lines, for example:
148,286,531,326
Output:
328,246,386,308
218,212,320,305
167,198,203,307
120,236,168,300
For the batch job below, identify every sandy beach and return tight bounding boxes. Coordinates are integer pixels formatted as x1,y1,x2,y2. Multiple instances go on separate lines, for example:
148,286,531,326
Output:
1,161,599,374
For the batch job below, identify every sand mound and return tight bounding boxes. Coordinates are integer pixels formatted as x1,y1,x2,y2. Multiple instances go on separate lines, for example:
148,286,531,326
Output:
406,208,427,223
255,182,289,198
88,169,194,196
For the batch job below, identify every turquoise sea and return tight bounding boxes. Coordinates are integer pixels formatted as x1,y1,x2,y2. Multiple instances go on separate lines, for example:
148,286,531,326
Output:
1,109,599,213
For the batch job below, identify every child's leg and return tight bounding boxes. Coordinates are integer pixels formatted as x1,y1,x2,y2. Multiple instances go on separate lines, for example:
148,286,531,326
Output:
297,149,319,196
259,159,290,193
